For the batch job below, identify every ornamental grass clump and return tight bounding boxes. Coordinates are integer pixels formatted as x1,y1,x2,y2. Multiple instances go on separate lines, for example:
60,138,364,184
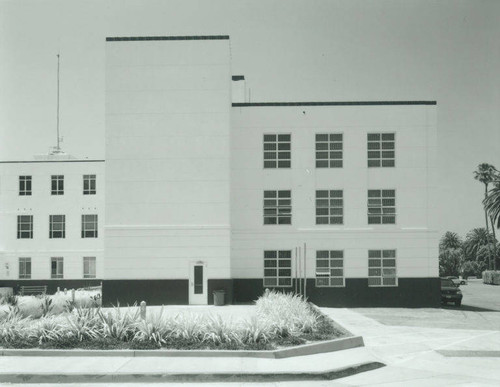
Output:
256,289,319,338
239,315,272,344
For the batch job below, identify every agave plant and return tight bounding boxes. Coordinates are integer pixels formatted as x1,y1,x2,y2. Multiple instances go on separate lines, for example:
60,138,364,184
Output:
133,307,169,345
35,317,66,344
98,305,139,341
65,307,102,342
0,308,34,344
202,315,241,345
40,296,54,317
170,313,204,342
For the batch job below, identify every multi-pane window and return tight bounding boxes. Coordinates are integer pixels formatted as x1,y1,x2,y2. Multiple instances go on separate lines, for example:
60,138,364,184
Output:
315,133,343,168
316,250,344,287
49,215,65,239
19,176,32,196
81,214,98,238
83,257,96,279
367,133,395,167
316,190,343,224
264,190,291,225
83,174,96,195
263,134,291,168
368,250,397,286
51,257,64,279
51,175,64,195
17,215,33,239
19,257,31,279
368,190,396,224
263,250,292,287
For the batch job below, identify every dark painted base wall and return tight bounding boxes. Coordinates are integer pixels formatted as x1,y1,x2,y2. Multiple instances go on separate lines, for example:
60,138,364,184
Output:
0,280,102,295
233,277,441,307
102,280,188,306
2,277,439,307
101,279,234,306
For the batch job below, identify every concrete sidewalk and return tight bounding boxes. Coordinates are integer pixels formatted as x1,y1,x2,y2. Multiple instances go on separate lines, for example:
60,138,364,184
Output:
322,308,500,386
0,347,382,384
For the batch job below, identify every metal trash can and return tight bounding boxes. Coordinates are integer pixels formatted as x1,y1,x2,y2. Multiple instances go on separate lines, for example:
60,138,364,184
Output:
213,290,226,306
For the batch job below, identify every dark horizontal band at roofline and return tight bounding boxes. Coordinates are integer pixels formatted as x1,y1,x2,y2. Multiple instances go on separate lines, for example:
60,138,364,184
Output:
0,160,105,164
106,36,230,42
232,101,436,107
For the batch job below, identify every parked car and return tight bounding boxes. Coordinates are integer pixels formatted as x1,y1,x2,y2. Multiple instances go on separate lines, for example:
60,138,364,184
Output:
441,277,463,307
445,276,465,286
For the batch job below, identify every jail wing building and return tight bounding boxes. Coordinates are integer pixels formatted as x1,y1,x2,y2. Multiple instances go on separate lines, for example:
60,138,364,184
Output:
0,35,439,307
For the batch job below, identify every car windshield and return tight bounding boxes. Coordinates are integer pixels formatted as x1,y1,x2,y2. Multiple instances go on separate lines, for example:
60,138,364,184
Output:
441,279,455,287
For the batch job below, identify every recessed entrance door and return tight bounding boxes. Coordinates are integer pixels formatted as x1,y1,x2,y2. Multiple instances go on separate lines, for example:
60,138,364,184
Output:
189,262,207,305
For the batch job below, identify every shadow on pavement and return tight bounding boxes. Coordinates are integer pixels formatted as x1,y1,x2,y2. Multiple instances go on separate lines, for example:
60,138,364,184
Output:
441,304,499,312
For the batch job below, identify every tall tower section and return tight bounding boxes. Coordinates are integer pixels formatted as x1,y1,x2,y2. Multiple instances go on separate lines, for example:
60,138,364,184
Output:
104,36,232,304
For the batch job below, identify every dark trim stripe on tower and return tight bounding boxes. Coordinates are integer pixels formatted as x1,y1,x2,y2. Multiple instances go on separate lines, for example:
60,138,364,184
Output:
232,101,437,107
106,36,230,42
0,160,105,164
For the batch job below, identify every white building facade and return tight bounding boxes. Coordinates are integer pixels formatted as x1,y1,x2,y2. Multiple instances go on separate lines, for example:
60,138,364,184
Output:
0,154,104,293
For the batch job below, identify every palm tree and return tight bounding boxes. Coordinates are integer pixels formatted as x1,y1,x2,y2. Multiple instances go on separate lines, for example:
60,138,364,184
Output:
439,231,464,277
484,180,500,229
463,228,494,269
474,163,498,270
439,231,462,252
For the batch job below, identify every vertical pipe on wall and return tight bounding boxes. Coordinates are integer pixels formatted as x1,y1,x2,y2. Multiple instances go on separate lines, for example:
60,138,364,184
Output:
304,242,307,299
298,246,302,296
297,247,300,296
294,247,298,294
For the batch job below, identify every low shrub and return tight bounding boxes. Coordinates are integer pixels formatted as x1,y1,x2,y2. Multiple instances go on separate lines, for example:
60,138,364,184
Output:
483,270,500,285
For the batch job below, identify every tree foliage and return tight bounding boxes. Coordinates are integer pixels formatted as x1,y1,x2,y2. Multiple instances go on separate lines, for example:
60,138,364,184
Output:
439,248,462,277
439,231,462,252
484,183,500,228
463,228,494,262
473,163,498,187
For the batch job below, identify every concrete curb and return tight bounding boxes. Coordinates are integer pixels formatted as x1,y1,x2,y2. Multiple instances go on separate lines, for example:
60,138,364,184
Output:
0,361,385,384
0,335,364,359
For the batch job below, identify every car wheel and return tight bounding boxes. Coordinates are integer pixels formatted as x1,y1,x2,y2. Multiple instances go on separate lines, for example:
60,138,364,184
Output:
455,301,461,307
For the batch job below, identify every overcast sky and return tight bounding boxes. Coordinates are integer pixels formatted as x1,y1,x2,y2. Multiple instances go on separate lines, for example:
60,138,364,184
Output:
0,0,499,237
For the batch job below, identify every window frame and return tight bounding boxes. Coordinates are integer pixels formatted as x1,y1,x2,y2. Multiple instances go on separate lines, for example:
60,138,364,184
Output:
315,250,344,287
368,189,396,224
367,132,395,168
263,190,292,225
19,257,31,279
81,214,98,238
50,257,64,279
263,133,291,169
51,175,64,195
17,215,33,239
368,249,397,287
316,190,344,225
263,250,292,287
315,133,343,168
83,256,96,279
19,176,32,196
83,174,96,195
49,215,66,239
